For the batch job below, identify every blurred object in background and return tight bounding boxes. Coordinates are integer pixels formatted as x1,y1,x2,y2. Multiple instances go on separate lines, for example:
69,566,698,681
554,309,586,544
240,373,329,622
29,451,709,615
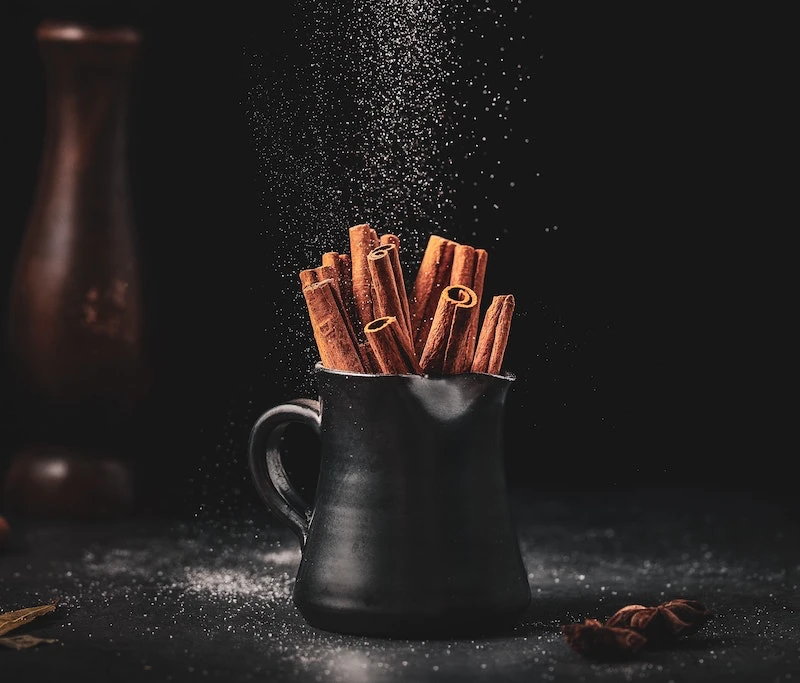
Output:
3,19,149,520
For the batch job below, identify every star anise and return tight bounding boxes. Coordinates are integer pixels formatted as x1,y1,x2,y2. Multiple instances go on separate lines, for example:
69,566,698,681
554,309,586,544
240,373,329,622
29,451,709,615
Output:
605,599,712,645
561,618,648,661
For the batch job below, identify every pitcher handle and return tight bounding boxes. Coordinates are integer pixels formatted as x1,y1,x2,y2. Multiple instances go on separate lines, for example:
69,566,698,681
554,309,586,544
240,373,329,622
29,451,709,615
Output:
247,398,321,550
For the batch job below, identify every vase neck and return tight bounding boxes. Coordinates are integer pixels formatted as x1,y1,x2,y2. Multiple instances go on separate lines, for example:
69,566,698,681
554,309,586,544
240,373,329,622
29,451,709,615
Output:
38,21,141,167
31,21,142,227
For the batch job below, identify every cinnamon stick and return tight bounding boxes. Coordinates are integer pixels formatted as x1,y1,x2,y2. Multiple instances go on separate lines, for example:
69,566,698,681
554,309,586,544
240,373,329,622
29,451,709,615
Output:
410,234,458,355
322,251,359,339
450,244,488,363
300,264,370,369
364,316,422,375
359,340,379,374
299,264,337,292
451,244,488,303
320,252,342,286
349,223,377,330
380,233,400,249
471,294,515,375
419,284,478,375
367,243,412,339
376,233,411,333
302,278,366,373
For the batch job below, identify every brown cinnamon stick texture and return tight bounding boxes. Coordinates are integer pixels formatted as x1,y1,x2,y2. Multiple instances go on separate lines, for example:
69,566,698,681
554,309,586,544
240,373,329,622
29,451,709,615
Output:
450,244,488,297
367,243,412,339
378,235,411,334
364,316,422,375
471,294,515,375
419,284,478,375
349,223,376,330
379,233,400,249
302,278,366,373
322,251,359,339
300,264,369,369
359,340,378,374
320,252,343,293
299,264,337,292
450,244,488,363
410,234,458,355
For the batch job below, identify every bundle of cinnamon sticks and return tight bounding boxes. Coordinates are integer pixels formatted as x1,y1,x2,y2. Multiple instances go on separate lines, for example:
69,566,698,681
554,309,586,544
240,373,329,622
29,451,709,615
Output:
299,224,515,376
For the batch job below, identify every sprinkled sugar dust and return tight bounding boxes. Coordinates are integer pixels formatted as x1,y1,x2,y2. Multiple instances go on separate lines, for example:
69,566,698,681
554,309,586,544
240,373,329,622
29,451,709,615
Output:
11,498,796,680
244,0,537,397
191,0,541,520
80,526,300,602
245,0,456,398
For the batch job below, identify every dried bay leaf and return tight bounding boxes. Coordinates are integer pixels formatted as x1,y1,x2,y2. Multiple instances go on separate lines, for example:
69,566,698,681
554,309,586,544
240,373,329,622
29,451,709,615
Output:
0,600,59,637
0,634,59,650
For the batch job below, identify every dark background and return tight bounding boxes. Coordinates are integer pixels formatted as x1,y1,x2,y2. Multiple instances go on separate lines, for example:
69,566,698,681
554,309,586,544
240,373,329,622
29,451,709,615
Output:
0,2,783,521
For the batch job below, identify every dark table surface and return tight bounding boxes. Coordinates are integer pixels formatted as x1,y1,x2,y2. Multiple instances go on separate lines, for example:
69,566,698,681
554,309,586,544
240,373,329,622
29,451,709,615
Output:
1,488,798,682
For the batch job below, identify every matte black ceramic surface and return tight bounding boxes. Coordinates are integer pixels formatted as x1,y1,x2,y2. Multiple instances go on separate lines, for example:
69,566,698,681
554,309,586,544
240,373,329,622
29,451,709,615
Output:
248,363,530,638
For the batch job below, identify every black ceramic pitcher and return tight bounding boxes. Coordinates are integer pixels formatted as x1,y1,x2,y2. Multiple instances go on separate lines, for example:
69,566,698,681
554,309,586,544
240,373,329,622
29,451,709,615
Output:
248,363,530,638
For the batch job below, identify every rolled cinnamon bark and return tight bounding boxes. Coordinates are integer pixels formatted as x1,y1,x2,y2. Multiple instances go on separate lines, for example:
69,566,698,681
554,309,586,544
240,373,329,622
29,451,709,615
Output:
471,294,515,375
322,251,359,339
377,235,411,333
299,264,337,292
379,233,400,249
349,223,377,330
300,263,369,369
450,244,488,363
450,244,488,294
419,284,478,375
302,278,366,373
364,315,422,375
359,340,379,374
410,234,458,355
367,243,412,340
320,252,342,288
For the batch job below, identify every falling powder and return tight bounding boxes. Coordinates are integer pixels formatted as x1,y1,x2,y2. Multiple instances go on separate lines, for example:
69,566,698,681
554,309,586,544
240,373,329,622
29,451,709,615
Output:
344,0,456,239
245,0,461,399
244,0,535,384
209,0,538,517
247,0,457,249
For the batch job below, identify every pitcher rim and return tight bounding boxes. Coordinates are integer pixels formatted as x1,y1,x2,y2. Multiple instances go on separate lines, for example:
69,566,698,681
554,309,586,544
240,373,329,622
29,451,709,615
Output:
313,361,516,383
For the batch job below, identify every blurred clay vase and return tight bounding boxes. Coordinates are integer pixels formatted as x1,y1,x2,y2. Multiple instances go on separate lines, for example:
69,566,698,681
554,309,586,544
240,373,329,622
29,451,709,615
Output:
4,20,149,518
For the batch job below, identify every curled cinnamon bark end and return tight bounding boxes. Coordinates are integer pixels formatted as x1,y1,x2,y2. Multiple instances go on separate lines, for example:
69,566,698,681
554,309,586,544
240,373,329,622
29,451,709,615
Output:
561,619,647,661
364,315,422,376
605,599,712,645
418,284,478,375
410,234,457,355
299,264,337,291
367,243,413,341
